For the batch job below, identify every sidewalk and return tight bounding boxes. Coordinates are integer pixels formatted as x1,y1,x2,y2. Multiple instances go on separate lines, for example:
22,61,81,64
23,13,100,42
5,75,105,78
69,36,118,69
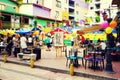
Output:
0,46,120,80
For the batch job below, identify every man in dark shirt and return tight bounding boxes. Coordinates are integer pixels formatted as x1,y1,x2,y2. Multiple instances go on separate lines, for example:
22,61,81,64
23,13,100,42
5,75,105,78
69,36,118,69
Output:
6,33,13,56
0,34,4,54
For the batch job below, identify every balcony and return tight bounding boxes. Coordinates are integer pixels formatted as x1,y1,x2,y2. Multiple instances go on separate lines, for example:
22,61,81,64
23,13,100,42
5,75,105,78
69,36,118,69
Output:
69,12,74,16
69,16,74,20
95,3,100,9
69,8,74,13
69,0,75,7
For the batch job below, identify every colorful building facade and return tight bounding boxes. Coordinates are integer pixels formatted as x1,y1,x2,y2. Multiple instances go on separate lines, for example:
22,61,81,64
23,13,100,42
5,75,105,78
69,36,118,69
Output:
0,0,90,29
0,0,35,29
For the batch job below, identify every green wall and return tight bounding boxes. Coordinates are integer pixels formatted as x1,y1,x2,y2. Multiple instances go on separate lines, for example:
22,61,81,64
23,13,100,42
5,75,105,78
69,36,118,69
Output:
0,0,17,12
36,18,55,27
5,6,16,12
0,0,17,5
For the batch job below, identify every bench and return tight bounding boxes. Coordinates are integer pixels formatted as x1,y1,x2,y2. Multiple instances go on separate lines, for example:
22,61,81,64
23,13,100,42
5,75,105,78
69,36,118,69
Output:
17,53,36,61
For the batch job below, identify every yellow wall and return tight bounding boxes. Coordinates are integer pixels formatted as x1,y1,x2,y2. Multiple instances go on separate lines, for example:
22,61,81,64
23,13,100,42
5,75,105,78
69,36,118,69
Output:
83,33,117,40
19,5,33,15
62,11,69,20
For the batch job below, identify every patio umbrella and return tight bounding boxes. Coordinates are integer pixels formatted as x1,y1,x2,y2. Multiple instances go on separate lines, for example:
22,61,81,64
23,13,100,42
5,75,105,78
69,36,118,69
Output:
50,27,69,35
15,28,31,34
31,27,42,32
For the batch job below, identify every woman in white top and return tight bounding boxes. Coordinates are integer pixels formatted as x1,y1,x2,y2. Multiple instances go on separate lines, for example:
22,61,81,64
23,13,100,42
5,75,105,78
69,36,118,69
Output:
20,34,27,53
28,35,33,46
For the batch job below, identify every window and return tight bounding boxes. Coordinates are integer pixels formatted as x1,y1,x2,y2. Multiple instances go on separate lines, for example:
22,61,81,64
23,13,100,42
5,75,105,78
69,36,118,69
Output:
55,11,59,18
76,3,79,7
56,0,61,8
64,8,67,11
90,7,94,10
95,3,100,9
95,0,100,2
2,14,10,21
23,17,29,24
2,14,11,29
76,11,79,15
47,22,50,27
0,4,5,10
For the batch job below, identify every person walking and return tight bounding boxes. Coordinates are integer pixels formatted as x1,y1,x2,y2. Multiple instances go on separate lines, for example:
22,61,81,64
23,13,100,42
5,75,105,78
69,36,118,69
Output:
6,33,13,56
45,36,51,51
12,34,20,57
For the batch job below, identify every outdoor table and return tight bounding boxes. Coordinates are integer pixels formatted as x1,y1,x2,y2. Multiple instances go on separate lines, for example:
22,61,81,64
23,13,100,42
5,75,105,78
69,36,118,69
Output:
88,51,102,70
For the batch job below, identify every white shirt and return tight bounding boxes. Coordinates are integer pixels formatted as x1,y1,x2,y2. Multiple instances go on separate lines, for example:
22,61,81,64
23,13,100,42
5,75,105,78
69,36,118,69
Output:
100,42,106,50
71,37,74,41
116,42,120,47
50,38,52,43
20,36,27,49
28,37,32,43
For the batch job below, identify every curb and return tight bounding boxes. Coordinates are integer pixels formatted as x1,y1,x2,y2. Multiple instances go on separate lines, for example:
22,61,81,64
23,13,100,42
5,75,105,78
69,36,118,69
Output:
0,59,118,80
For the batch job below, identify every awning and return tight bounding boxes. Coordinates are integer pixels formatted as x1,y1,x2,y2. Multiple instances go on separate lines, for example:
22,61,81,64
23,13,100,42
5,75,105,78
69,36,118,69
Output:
50,27,69,35
15,28,31,34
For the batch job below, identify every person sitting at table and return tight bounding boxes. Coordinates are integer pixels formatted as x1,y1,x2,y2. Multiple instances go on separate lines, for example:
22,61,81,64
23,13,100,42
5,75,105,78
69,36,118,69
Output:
116,39,120,47
99,41,106,58
84,38,94,51
95,39,102,51
115,39,120,54
97,38,101,43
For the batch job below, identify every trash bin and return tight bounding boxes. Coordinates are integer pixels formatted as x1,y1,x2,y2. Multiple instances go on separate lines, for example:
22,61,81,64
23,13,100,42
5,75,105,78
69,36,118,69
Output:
33,48,41,60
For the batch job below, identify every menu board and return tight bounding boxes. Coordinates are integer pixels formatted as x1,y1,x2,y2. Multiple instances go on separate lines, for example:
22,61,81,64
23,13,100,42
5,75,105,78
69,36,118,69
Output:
54,32,64,46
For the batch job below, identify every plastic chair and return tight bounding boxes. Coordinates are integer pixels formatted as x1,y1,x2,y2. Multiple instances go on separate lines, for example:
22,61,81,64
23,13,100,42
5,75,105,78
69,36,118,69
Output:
74,50,84,66
84,51,104,71
65,49,77,67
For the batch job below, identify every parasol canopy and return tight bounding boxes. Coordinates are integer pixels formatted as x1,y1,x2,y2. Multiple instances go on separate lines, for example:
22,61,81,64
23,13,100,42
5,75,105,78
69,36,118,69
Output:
31,27,42,32
15,28,31,34
50,27,69,35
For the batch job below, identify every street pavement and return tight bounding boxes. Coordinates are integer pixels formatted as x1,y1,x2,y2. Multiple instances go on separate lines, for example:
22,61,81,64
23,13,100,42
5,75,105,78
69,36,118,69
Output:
0,62,94,80
0,46,120,80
